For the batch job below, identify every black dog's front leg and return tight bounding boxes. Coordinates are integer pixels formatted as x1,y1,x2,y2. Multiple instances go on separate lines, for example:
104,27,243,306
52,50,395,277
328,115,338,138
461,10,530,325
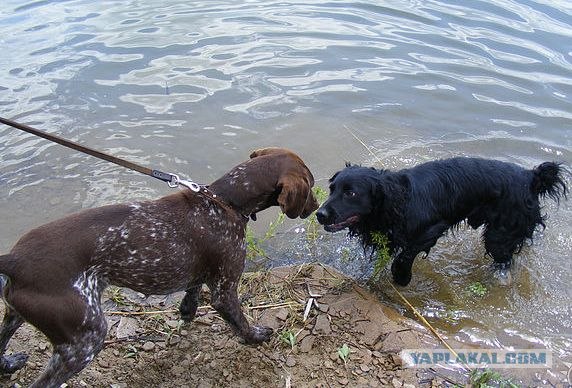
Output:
391,251,416,286
392,222,450,286
179,284,201,322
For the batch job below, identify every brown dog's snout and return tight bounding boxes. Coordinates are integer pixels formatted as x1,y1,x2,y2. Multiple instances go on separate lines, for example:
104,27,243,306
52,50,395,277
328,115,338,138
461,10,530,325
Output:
300,191,319,219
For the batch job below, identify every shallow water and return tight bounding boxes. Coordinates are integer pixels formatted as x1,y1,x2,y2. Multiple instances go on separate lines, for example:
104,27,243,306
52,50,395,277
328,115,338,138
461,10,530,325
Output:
1,0,571,385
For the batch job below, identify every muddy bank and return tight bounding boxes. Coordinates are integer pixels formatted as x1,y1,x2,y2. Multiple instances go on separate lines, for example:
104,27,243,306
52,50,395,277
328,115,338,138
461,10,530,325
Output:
2,264,462,387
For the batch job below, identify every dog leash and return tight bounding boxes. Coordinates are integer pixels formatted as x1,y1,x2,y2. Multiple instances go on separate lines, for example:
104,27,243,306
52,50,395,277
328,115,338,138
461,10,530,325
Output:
0,116,202,192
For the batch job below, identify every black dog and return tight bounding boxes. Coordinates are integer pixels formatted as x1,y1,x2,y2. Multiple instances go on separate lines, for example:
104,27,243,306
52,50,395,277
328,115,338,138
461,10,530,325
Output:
316,157,568,286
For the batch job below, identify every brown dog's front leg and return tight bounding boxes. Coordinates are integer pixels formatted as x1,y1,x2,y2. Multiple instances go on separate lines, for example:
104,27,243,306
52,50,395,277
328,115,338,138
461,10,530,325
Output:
179,284,201,322
210,282,272,344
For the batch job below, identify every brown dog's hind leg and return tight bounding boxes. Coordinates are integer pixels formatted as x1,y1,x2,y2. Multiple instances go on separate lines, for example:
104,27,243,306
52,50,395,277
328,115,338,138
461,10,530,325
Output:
209,280,272,344
29,304,108,388
0,307,27,373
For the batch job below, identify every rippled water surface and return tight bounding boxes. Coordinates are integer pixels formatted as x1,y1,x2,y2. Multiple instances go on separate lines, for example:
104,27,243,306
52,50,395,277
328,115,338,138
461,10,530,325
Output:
1,0,571,384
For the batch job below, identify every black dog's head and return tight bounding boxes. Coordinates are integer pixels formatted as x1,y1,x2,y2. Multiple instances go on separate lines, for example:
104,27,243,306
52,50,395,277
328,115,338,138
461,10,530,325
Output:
316,164,381,233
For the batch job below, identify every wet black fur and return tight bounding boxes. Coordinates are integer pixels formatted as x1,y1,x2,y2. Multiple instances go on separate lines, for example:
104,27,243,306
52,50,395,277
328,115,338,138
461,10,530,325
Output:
317,157,568,286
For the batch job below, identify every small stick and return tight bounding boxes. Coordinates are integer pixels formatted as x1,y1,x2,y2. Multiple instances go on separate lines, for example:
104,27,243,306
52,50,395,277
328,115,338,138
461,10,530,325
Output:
389,282,472,372
107,309,179,316
248,301,299,310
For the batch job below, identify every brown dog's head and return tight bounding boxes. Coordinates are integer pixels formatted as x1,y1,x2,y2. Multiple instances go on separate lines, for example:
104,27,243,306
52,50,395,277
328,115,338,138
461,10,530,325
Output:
209,147,318,219
250,147,318,218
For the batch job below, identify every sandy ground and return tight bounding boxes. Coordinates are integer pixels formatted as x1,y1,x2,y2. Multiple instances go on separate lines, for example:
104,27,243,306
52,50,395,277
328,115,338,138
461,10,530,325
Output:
0,263,545,388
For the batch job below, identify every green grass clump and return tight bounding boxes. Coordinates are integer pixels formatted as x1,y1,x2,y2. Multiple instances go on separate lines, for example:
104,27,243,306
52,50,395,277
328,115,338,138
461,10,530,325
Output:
246,186,329,259
246,227,267,260
370,231,391,282
305,186,329,244
469,369,519,388
279,329,296,349
467,282,488,298
337,343,350,365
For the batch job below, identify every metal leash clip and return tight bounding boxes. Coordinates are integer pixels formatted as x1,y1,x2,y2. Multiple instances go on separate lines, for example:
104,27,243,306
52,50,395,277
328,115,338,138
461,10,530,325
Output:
168,173,201,192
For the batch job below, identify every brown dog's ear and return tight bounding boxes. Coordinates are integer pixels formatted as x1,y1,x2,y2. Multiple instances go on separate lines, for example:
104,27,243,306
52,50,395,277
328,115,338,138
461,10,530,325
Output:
250,147,286,159
277,175,311,219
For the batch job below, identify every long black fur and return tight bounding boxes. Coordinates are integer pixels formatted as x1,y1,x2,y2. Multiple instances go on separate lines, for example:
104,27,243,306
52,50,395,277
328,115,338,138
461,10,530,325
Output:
316,157,568,286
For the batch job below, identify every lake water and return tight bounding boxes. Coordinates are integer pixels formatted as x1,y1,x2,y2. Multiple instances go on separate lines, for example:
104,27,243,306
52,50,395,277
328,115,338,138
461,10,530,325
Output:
1,0,571,385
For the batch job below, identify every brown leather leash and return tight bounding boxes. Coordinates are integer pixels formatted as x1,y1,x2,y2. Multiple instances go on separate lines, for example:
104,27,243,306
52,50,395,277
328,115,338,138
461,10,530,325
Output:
0,116,202,192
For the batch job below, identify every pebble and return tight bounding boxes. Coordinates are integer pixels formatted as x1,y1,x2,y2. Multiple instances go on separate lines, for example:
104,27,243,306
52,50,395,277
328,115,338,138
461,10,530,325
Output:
313,314,332,335
166,319,180,329
275,308,289,321
360,364,370,372
285,356,296,367
391,354,403,367
116,317,139,339
391,378,403,387
142,341,155,351
317,303,330,313
324,360,335,369
169,336,181,346
338,378,349,385
299,336,315,353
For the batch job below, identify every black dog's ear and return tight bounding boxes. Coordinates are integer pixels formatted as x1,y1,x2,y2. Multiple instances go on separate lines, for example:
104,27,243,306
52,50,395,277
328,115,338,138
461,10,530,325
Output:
372,173,409,221
328,171,340,183
370,177,385,203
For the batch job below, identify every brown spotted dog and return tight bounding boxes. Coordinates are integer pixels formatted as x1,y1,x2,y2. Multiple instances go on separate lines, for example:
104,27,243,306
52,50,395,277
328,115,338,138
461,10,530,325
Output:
0,147,318,388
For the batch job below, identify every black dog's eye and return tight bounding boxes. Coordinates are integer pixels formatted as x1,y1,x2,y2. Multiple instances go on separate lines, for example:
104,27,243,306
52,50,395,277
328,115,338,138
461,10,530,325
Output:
344,191,357,198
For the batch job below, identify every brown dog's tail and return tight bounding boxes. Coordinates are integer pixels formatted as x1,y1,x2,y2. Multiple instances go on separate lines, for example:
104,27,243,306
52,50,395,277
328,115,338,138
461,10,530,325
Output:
531,162,568,203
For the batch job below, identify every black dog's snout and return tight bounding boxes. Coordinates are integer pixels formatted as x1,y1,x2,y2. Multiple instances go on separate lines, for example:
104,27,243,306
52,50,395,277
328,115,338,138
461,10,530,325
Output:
316,207,329,225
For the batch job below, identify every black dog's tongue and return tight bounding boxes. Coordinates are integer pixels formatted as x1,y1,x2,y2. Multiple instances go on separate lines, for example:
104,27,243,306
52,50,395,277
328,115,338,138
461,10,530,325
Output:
324,223,346,232
323,215,360,232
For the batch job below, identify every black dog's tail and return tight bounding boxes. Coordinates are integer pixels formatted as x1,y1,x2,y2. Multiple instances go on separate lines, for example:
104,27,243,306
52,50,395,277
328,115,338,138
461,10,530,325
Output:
531,162,569,203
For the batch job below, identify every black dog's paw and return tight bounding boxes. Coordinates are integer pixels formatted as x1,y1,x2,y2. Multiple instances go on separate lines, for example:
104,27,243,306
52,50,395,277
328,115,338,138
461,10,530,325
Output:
0,353,28,373
392,273,411,287
493,262,512,286
391,261,412,286
244,325,273,344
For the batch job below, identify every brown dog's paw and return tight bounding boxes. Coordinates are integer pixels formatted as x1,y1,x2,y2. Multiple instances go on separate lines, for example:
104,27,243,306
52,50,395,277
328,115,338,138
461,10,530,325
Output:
0,353,28,373
244,325,273,344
